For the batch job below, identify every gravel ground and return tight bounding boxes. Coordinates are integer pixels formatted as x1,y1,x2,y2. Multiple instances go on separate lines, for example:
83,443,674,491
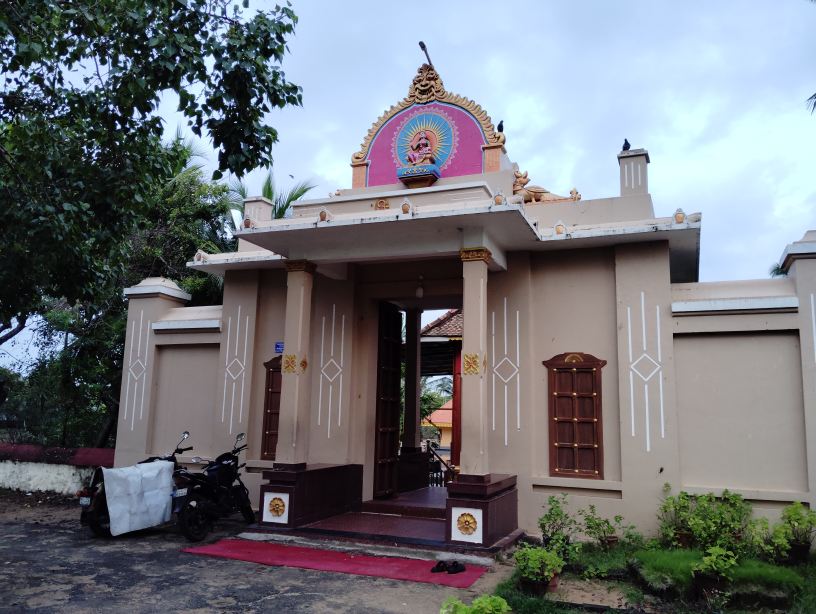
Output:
0,489,512,613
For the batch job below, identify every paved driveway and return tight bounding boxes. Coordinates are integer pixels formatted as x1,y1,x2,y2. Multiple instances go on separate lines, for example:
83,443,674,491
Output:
0,491,509,613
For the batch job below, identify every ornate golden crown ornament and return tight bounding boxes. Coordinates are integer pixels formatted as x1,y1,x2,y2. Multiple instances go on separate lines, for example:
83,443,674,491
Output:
351,64,505,164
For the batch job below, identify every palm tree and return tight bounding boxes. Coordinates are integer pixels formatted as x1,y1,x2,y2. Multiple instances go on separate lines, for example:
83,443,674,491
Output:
228,172,316,227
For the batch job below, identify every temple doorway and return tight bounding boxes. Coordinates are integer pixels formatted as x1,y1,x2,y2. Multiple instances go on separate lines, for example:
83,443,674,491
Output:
371,301,461,501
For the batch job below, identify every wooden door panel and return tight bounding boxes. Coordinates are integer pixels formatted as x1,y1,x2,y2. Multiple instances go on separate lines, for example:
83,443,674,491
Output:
261,356,282,460
373,302,402,499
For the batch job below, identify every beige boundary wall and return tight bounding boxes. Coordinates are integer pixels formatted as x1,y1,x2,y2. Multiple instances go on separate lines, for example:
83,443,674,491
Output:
114,237,816,539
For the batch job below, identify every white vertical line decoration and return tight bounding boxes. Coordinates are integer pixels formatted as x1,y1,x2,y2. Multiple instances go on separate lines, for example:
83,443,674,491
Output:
490,297,521,446
810,294,816,364
318,304,346,438
491,312,496,431
220,305,250,435
123,310,151,431
625,293,665,451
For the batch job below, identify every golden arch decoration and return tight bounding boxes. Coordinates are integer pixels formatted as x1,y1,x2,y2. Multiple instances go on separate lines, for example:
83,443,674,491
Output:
351,64,504,164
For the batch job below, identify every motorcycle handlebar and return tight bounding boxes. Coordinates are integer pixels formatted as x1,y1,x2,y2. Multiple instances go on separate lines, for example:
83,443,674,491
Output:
234,444,248,453
177,446,194,453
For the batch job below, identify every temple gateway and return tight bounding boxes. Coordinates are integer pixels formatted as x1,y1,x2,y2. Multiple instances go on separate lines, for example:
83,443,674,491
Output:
114,62,816,549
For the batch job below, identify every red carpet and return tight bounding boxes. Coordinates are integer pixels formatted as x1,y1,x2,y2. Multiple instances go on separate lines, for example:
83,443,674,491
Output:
183,539,487,588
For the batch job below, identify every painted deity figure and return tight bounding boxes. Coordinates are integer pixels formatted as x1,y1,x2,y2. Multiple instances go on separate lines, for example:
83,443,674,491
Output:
407,130,435,165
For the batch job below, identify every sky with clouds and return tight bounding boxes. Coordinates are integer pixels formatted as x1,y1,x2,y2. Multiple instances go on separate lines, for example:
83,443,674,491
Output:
3,1,815,369
163,0,815,283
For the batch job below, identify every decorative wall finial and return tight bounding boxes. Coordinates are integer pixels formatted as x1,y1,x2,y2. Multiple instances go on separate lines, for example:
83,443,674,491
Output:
418,41,434,68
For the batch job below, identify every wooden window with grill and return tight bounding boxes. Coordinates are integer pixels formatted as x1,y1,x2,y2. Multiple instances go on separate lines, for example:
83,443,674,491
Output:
542,352,606,479
261,356,282,460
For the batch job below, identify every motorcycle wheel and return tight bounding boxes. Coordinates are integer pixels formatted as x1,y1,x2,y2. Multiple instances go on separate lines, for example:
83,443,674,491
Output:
239,497,256,524
87,492,112,538
179,494,210,542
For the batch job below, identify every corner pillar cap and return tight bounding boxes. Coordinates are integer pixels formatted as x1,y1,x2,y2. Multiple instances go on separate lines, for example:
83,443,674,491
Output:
123,277,191,302
284,259,317,274
617,148,650,164
779,230,816,272
459,247,492,264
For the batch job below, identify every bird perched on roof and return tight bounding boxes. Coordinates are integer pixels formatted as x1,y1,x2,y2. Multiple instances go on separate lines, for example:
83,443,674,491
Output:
622,138,631,151
497,120,504,133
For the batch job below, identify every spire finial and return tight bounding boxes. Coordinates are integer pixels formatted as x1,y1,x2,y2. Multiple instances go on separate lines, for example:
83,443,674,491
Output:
418,41,433,68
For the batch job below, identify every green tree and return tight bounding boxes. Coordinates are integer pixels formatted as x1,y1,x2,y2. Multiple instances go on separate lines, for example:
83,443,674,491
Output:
1,136,236,447
229,171,315,223
0,0,302,343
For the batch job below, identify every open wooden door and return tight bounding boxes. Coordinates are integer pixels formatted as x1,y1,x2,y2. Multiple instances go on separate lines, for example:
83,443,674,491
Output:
373,302,402,499
261,356,282,460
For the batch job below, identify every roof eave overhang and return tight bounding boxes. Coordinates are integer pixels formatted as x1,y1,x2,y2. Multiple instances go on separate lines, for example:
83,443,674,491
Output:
192,207,701,283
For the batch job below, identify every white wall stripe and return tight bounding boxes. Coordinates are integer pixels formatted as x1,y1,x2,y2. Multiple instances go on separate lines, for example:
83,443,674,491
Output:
640,292,646,352
810,294,816,364
644,383,651,452
626,307,633,362
491,311,496,431
629,371,635,437
658,375,665,438
656,305,662,363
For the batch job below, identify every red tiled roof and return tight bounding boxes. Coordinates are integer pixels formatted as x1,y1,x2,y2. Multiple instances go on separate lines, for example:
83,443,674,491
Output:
423,408,452,427
421,309,462,338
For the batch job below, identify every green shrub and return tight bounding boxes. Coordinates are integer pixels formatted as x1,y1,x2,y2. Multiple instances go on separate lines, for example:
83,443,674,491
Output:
658,485,752,553
746,516,792,562
657,484,694,546
692,546,738,580
688,490,751,552
782,502,816,546
495,573,583,613
538,494,580,561
578,504,630,547
440,595,510,614
514,545,565,582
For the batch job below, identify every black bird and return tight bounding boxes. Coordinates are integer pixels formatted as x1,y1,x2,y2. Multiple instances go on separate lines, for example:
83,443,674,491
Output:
497,120,504,133
622,138,631,151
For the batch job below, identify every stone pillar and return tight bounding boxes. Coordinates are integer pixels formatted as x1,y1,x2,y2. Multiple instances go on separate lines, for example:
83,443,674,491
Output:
445,249,518,548
351,160,368,189
402,308,421,451
782,231,816,511
482,143,505,174
613,242,680,531
274,260,316,467
459,247,491,475
617,148,650,196
114,278,191,467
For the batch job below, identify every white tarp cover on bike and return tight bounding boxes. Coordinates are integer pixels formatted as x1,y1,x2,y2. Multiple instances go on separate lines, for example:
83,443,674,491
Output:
102,460,174,536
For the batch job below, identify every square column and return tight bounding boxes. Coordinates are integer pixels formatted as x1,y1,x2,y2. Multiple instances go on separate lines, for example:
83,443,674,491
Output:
459,247,491,475
274,260,316,467
402,308,422,451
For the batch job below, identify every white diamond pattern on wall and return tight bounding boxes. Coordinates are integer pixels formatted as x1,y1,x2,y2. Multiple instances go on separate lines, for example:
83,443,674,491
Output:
220,305,250,435
122,309,151,431
491,296,521,446
626,292,665,452
317,304,346,438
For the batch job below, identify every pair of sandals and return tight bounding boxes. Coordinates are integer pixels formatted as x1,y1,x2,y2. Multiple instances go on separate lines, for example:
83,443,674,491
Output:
431,560,466,574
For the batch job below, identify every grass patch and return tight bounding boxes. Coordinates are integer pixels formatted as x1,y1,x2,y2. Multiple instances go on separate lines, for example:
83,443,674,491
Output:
494,573,583,614
730,558,804,592
570,543,633,579
632,548,702,594
788,562,816,613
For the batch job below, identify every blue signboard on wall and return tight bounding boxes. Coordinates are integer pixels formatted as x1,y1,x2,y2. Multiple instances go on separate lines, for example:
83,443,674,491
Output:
274,341,284,354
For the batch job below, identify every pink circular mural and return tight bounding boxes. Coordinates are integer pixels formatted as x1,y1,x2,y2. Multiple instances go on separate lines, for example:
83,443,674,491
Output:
364,102,488,187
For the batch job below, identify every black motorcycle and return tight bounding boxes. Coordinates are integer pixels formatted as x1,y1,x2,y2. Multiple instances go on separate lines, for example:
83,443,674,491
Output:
78,430,193,537
176,432,255,541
